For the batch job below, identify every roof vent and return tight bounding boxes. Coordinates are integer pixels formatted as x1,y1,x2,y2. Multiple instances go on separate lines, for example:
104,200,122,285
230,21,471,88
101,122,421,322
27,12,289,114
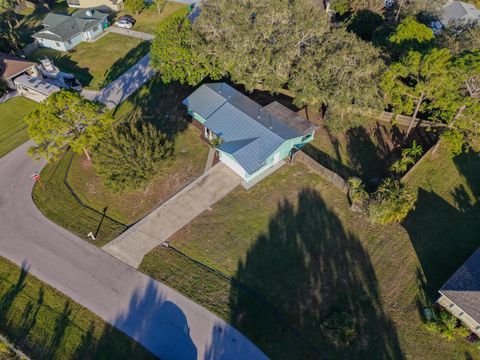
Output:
86,9,93,16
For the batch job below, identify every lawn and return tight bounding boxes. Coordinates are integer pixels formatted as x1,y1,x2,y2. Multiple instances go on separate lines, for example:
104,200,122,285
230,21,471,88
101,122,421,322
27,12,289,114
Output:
0,97,37,158
140,145,480,360
33,77,208,243
0,255,155,360
28,34,150,90
115,1,189,34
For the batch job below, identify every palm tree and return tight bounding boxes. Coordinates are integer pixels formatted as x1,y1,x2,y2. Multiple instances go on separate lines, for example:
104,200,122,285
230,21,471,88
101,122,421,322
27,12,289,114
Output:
347,177,368,212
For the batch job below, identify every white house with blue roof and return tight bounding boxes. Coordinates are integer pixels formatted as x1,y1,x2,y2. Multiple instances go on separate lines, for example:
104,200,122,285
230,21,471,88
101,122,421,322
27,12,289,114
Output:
183,83,317,183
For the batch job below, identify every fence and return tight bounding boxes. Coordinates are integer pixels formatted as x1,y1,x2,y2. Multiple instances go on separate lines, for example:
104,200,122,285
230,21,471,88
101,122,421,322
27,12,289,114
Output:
377,111,446,129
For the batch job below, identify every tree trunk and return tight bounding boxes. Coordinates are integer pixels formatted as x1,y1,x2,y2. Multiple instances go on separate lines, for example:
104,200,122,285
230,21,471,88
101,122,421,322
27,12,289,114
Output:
395,0,404,23
404,92,425,141
156,0,160,13
432,104,467,154
83,147,92,160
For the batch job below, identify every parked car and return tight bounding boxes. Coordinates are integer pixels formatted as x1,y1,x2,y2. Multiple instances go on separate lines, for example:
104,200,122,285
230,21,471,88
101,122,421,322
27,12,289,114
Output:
118,15,136,25
114,19,133,29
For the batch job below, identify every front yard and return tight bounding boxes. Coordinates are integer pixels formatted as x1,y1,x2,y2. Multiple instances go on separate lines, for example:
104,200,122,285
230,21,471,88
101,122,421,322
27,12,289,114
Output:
0,255,155,360
28,33,150,90
0,97,37,158
140,143,480,360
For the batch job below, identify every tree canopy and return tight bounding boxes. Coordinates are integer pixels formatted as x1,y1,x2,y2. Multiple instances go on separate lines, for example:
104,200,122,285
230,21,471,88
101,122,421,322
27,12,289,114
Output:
290,28,385,130
388,16,435,55
26,90,113,160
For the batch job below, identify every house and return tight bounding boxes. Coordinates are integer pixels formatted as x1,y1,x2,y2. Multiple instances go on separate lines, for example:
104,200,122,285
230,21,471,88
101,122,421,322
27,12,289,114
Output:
14,74,60,102
437,247,480,336
440,1,480,27
32,8,109,52
66,0,123,12
0,52,37,90
183,83,317,184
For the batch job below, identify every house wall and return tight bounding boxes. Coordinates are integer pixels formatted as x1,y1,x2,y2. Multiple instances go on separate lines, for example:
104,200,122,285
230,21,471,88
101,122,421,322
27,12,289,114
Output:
67,0,123,11
83,21,106,40
37,37,68,51
438,294,480,336
65,33,83,51
15,84,49,102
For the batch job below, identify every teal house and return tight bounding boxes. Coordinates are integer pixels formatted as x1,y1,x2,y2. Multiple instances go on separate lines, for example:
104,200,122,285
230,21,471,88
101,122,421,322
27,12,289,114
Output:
183,83,316,183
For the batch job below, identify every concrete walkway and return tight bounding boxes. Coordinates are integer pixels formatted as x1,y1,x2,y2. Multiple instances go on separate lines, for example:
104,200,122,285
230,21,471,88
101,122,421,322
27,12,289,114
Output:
103,164,242,268
108,27,154,41
93,54,155,109
0,141,266,360
204,147,216,173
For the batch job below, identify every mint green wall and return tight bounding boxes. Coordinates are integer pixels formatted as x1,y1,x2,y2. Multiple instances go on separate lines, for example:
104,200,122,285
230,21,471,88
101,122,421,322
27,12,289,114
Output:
189,111,207,124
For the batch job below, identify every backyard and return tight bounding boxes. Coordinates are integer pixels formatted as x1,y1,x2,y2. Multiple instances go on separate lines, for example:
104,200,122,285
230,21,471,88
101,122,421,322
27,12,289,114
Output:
140,143,480,360
0,255,155,360
0,97,37,158
32,77,208,244
28,34,150,90
115,1,189,34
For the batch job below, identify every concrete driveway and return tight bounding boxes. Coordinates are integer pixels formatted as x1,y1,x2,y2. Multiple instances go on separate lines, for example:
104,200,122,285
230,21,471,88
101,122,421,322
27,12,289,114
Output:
0,142,266,360
103,163,242,268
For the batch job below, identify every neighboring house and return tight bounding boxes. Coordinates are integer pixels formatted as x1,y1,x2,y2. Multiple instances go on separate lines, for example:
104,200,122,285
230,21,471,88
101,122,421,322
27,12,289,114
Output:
0,52,37,89
440,1,480,27
183,83,316,184
32,8,109,52
66,0,123,12
437,247,480,336
14,74,60,102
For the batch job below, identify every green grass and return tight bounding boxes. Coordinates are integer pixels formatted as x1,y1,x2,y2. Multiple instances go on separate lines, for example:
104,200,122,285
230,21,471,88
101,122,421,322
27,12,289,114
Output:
0,97,37,158
32,151,126,247
140,150,480,360
28,34,150,90
0,255,155,360
116,2,188,34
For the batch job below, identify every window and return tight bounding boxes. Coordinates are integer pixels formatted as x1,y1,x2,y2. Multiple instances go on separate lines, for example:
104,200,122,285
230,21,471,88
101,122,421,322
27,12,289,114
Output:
92,26,99,32
55,42,60,47
67,39,72,45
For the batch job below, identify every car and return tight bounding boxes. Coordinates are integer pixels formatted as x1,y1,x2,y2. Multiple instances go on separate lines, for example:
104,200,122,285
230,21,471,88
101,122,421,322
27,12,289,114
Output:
114,19,133,29
118,15,136,25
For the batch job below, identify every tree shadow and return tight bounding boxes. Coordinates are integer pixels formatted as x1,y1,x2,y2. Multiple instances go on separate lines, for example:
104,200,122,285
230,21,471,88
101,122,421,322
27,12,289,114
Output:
0,261,30,325
225,189,403,359
403,151,480,299
101,41,150,88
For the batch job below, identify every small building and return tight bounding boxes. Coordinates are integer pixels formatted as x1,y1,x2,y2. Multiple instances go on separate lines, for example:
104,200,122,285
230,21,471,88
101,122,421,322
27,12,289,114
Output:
66,0,123,12
440,1,480,27
0,52,37,90
183,83,316,184
437,247,480,336
14,74,60,102
33,8,109,52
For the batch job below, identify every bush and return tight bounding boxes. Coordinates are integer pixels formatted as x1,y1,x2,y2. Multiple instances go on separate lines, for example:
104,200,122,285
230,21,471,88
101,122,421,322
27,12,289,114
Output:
94,120,174,192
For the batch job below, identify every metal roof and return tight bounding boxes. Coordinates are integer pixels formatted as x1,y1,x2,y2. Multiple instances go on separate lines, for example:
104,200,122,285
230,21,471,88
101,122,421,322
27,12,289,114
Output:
34,9,107,42
441,1,480,26
440,247,480,326
14,74,60,96
183,83,316,175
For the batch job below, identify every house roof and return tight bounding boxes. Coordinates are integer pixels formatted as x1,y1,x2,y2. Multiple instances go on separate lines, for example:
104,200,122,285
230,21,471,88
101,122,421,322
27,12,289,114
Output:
183,83,316,175
14,74,60,96
440,247,480,324
441,1,480,26
33,8,107,42
0,52,36,80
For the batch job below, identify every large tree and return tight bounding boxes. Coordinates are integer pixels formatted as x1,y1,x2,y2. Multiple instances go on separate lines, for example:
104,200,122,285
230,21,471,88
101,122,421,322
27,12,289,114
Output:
150,14,216,86
330,0,384,14
388,16,435,56
381,48,454,138
26,90,113,160
192,0,329,92
0,0,21,51
93,120,174,192
392,0,445,22
438,21,480,56
289,28,385,130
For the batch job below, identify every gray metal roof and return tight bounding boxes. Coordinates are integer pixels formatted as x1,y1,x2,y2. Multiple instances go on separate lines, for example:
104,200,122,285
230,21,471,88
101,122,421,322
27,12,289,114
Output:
183,83,316,175
14,74,60,96
440,247,480,325
441,1,480,26
34,9,107,42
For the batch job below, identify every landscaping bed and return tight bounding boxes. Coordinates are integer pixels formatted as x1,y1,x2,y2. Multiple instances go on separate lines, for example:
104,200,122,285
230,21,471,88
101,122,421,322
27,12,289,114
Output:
140,150,480,359
0,255,155,360
0,97,37,158
28,34,150,90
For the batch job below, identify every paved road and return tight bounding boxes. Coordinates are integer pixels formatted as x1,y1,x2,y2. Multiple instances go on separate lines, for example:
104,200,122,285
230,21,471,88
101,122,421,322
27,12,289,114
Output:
104,163,241,268
0,141,267,360
93,54,155,109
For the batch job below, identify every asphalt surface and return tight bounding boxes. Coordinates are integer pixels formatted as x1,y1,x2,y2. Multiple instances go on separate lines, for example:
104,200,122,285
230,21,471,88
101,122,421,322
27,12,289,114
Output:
0,141,267,360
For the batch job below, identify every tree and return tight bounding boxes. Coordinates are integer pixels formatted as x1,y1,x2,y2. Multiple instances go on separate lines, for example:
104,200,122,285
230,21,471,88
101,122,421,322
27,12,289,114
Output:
330,0,384,14
438,21,480,56
289,28,385,130
192,0,329,92
26,90,113,161
388,16,435,56
93,120,174,192
392,0,444,22
150,14,215,86
368,178,416,224
390,140,423,174
381,48,454,139
347,177,369,212
125,0,144,15
0,0,21,51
